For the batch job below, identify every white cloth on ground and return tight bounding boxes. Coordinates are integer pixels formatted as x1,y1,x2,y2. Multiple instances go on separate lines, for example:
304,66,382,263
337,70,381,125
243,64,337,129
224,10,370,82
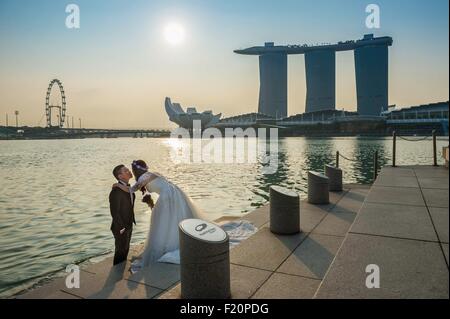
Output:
156,219,257,265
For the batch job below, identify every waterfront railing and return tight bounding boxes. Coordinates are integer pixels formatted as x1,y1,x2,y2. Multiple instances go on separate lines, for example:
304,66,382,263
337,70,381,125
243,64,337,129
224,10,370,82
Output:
392,130,438,167
335,150,379,183
335,130,441,184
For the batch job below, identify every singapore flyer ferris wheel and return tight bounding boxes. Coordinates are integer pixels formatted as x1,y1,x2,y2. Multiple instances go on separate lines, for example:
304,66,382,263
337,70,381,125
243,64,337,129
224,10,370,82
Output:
45,79,67,128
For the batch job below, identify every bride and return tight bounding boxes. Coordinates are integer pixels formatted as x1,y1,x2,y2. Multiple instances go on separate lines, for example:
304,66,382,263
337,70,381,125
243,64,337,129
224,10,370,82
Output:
113,159,207,268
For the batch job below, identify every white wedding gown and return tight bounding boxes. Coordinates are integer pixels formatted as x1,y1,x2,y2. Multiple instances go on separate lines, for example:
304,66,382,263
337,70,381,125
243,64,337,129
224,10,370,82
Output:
129,172,205,270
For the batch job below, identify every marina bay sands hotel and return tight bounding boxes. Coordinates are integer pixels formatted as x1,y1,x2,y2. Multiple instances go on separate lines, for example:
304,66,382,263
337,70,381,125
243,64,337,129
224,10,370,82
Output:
165,34,448,136
234,34,393,118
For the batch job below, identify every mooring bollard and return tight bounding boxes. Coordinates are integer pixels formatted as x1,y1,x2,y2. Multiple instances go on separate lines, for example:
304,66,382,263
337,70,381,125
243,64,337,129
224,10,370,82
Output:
373,150,379,182
433,130,437,166
336,151,340,168
443,146,449,168
325,164,343,192
269,185,300,235
308,171,330,204
392,131,397,167
179,219,230,299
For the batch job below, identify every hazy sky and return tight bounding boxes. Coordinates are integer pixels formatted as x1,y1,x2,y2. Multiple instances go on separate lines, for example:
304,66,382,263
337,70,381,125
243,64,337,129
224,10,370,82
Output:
0,0,448,129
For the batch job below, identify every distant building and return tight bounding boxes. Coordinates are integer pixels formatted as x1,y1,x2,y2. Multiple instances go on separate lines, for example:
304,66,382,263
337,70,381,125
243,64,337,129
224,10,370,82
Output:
258,48,288,119
382,101,449,135
354,36,390,116
282,109,358,123
164,97,221,129
219,112,274,124
382,101,449,119
305,50,336,113
235,34,393,118
211,101,448,136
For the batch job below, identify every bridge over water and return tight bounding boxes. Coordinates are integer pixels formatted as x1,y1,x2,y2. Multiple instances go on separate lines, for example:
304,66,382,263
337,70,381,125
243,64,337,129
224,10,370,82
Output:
0,127,170,140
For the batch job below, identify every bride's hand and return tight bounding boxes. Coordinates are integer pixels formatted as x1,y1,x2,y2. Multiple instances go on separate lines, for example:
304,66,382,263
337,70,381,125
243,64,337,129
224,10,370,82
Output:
142,193,155,209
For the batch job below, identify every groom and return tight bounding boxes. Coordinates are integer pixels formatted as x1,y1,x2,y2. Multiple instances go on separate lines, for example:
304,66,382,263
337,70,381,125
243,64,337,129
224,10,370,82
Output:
110,164,136,265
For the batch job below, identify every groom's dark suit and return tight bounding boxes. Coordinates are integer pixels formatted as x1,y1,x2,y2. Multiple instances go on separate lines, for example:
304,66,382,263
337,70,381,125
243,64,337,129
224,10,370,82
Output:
109,182,136,265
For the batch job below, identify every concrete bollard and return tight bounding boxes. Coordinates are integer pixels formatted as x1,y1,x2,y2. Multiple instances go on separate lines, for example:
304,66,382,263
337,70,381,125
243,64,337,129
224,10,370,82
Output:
179,219,230,299
443,146,449,168
308,171,330,204
269,185,300,235
325,164,343,192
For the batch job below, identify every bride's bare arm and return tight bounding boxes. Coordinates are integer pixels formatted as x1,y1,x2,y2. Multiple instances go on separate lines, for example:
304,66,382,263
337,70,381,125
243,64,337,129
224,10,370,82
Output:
111,173,154,193
130,176,146,193
130,172,158,193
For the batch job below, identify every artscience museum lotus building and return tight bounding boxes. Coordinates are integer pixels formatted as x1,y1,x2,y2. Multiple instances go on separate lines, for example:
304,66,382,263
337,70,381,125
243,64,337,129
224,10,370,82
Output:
165,97,222,129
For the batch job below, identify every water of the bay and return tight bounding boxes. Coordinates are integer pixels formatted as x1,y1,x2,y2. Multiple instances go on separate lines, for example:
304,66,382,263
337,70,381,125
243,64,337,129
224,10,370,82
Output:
0,136,447,297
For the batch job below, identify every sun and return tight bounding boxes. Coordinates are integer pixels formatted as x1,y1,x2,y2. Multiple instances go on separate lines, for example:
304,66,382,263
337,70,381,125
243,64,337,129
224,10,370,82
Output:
164,23,185,46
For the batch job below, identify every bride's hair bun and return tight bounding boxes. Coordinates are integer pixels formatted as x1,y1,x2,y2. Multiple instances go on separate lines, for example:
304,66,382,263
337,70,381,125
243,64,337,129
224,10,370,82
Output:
131,159,149,181
132,160,148,171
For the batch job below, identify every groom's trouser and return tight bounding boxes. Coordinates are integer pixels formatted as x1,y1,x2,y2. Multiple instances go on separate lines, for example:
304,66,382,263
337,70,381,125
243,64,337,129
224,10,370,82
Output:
113,227,132,265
